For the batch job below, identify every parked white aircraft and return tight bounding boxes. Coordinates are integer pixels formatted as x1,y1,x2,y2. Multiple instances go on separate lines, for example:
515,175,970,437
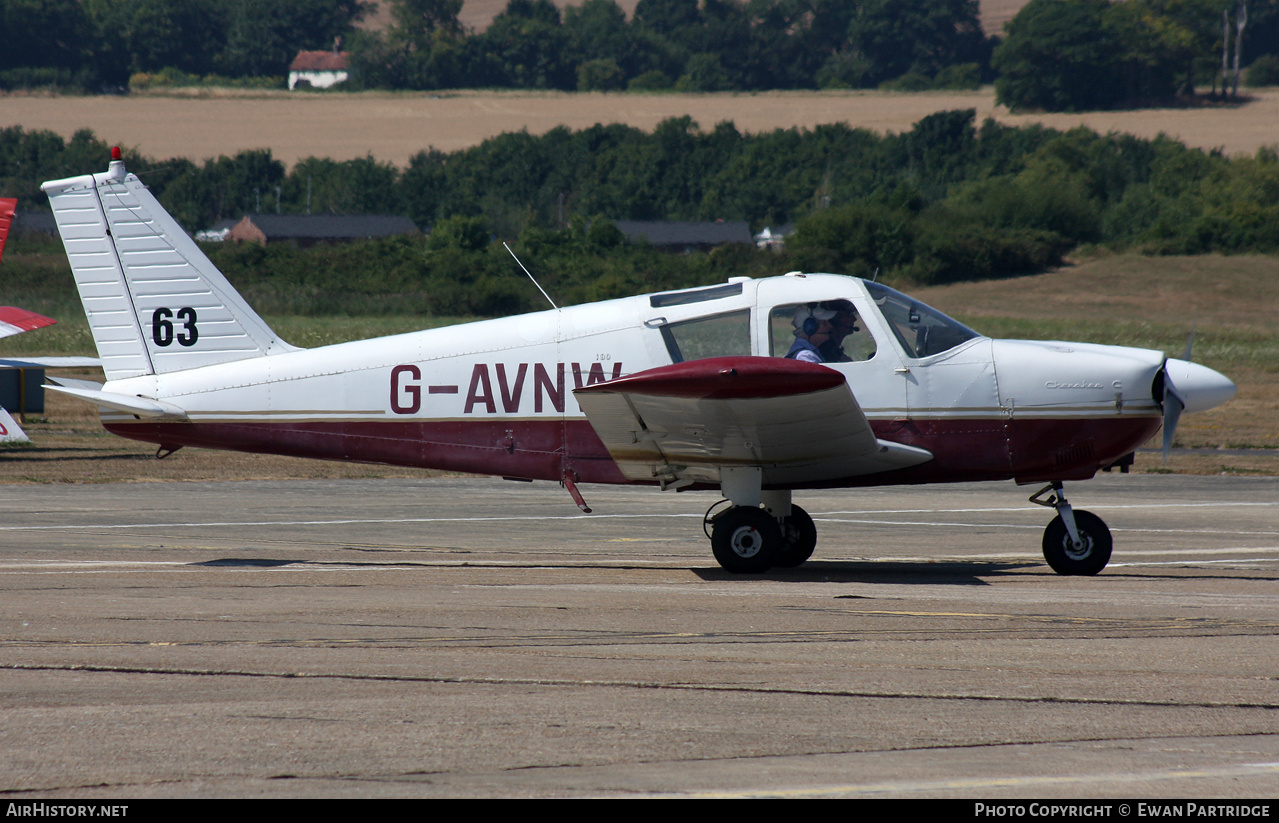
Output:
0,198,101,443
40,151,1235,574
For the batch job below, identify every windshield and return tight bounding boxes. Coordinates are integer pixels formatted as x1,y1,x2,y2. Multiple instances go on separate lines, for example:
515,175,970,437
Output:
863,281,981,359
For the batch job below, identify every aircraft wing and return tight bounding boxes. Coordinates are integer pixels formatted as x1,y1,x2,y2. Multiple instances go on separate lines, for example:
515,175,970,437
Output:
573,356,932,487
0,307,58,341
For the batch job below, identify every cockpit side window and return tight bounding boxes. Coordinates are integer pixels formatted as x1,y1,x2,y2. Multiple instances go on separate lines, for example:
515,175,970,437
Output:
769,301,876,363
863,281,980,358
660,309,751,363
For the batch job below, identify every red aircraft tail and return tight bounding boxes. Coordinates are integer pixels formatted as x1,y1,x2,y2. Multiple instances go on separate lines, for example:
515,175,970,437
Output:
0,198,15,266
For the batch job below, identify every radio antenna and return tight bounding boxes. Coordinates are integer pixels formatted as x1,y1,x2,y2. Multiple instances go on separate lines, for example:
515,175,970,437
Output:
503,241,557,309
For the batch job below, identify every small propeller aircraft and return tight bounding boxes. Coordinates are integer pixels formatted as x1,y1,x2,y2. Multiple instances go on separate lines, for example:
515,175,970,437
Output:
40,151,1236,575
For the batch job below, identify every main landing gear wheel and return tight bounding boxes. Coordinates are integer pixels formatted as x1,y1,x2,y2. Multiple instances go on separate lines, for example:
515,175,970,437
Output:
774,505,817,568
1042,510,1112,576
711,506,783,574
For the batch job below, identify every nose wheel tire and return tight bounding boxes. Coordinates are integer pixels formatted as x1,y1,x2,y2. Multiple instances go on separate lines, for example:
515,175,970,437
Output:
1042,510,1112,576
774,505,817,568
711,506,783,573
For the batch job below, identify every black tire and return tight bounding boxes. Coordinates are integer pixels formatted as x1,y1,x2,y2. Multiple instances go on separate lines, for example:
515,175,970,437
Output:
774,505,817,568
711,506,783,573
1042,510,1112,576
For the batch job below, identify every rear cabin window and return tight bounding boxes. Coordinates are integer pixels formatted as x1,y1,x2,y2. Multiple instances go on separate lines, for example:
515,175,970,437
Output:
660,310,751,363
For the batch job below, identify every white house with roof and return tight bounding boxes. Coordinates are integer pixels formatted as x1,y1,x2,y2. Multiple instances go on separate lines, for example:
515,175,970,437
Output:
288,50,350,90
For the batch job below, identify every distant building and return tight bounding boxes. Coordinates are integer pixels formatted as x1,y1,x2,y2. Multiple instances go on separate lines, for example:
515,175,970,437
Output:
195,218,238,242
615,220,753,253
226,214,419,247
753,224,795,251
288,50,350,90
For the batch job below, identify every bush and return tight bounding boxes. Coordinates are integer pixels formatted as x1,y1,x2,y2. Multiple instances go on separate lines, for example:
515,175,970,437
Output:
577,59,624,92
933,63,981,90
879,72,933,92
428,215,490,252
675,54,731,92
129,68,286,91
1245,54,1279,87
0,67,96,93
628,70,672,91
788,204,916,274
904,222,1071,285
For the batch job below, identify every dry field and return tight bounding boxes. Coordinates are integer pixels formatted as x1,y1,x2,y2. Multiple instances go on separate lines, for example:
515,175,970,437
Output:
5,86,1278,170
2,255,1274,484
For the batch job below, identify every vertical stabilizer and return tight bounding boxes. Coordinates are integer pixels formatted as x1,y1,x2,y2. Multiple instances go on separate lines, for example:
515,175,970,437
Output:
0,198,15,265
41,154,296,381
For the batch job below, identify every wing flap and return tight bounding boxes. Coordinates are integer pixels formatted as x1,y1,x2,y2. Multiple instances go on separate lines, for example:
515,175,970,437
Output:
574,357,931,486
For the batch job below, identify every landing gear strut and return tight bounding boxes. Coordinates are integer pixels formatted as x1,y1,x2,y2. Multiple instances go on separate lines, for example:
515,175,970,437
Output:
1030,482,1112,575
775,505,817,568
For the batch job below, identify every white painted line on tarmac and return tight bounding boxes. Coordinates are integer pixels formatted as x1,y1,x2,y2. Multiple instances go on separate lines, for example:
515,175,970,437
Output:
682,759,1279,798
0,501,1272,534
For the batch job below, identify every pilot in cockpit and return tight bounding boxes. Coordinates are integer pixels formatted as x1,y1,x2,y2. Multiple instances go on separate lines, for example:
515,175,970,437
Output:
818,299,859,363
785,305,836,363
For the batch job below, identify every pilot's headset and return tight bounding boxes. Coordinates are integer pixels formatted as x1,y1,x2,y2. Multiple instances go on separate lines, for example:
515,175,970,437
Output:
793,305,835,336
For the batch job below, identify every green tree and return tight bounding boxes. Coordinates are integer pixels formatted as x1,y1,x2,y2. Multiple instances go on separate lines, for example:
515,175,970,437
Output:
564,0,635,77
471,0,574,89
847,0,987,86
0,0,90,73
993,0,1126,111
390,0,464,42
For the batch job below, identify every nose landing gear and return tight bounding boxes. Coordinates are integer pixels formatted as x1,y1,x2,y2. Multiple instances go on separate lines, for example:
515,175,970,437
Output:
1031,482,1112,575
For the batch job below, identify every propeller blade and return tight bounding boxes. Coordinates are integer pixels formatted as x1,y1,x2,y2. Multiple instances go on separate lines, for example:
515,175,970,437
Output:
1161,380,1184,462
1159,356,1235,462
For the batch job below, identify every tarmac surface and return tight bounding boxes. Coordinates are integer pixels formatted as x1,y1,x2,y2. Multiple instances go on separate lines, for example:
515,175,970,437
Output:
1,473,1276,798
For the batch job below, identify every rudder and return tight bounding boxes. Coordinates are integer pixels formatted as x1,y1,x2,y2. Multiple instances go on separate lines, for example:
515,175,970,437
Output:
42,152,296,382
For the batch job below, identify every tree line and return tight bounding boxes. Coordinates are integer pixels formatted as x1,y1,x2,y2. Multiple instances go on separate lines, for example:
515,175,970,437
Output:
2,1,1277,109
3,109,1278,317
0,0,363,89
354,0,991,93
994,0,1278,111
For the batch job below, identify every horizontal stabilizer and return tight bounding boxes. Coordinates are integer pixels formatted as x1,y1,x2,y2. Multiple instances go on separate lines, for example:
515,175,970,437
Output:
0,356,101,369
574,356,932,487
44,379,186,419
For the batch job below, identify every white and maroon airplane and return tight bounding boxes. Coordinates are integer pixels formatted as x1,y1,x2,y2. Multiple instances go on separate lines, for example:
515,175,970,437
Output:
40,151,1236,575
